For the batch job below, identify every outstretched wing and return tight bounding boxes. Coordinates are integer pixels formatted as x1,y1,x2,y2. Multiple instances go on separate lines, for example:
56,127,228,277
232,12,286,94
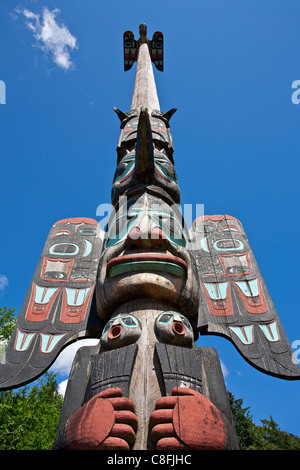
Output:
0,218,104,390
123,31,137,71
189,215,300,380
150,31,163,71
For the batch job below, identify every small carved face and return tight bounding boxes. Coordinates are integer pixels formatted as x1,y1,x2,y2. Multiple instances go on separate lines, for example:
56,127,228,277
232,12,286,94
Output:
100,313,142,350
155,312,194,347
111,148,180,205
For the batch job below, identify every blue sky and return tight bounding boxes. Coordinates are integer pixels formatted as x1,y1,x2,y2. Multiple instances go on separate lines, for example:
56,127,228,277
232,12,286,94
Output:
1,0,300,437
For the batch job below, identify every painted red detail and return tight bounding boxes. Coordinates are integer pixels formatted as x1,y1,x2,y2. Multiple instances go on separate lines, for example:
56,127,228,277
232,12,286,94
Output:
193,214,239,225
219,252,252,277
150,387,226,450
221,224,241,233
41,257,74,282
66,388,137,450
233,278,268,314
107,252,187,275
115,169,134,185
54,218,99,226
52,228,72,237
60,286,93,324
25,283,59,323
172,322,185,335
108,325,122,339
201,282,234,317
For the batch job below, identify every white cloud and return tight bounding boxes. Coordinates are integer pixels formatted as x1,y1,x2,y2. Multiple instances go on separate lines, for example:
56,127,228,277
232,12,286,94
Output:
58,379,68,396
17,7,78,70
0,275,8,291
51,339,99,376
220,359,229,379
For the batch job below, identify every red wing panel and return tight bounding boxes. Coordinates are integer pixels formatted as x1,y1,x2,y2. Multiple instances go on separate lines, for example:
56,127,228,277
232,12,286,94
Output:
123,31,137,71
190,215,300,379
150,31,163,71
0,218,104,390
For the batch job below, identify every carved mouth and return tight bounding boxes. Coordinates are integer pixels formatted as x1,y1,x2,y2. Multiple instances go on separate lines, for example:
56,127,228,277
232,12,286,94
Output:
108,325,122,339
172,321,185,335
107,252,187,279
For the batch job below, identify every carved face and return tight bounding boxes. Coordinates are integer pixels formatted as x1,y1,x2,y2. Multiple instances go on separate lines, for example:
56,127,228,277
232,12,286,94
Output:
96,193,200,320
111,148,180,205
155,311,194,347
100,313,142,350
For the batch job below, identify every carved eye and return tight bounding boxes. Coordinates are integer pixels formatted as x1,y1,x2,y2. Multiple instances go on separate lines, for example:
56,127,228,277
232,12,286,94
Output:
121,315,139,327
159,313,173,323
181,317,193,331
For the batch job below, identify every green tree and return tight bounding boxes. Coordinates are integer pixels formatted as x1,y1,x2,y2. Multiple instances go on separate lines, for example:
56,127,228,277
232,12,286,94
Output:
228,391,257,449
0,306,16,361
0,372,63,450
228,391,300,450
254,416,300,450
0,306,63,449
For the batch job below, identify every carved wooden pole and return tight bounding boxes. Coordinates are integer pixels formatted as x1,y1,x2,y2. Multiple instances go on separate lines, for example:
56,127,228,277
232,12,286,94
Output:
0,23,299,452
130,27,160,114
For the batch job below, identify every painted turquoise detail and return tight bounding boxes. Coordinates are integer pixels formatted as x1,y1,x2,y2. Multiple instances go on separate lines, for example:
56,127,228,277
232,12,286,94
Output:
235,279,259,297
157,311,193,330
102,314,140,335
40,333,67,353
105,208,188,249
108,260,186,278
213,239,244,252
49,243,79,256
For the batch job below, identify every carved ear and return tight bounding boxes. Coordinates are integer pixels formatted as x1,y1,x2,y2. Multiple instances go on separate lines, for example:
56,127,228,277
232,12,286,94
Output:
189,214,300,380
163,108,177,122
0,218,104,390
113,107,129,123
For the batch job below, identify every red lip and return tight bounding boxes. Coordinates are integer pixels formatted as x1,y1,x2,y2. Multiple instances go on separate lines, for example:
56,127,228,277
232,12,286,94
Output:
107,252,187,274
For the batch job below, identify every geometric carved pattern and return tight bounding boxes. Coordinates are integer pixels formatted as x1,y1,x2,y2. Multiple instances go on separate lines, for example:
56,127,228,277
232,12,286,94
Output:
190,215,300,379
0,218,103,390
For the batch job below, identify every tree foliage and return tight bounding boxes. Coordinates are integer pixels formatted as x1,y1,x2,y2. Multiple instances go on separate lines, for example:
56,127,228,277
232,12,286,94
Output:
0,306,16,363
0,306,63,450
0,306,16,342
228,392,300,450
0,372,63,450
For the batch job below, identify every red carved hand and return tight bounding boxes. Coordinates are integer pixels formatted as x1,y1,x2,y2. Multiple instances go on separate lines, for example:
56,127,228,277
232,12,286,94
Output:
66,387,137,450
149,387,226,450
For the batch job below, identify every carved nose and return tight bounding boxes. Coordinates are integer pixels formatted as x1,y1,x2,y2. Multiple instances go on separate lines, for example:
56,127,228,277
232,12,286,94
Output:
125,226,168,250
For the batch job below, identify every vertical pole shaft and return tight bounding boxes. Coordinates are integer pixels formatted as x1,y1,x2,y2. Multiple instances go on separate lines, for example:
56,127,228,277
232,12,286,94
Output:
131,43,160,114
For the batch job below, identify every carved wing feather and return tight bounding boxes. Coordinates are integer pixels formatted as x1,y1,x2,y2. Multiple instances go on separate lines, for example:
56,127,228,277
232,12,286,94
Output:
189,215,300,379
123,31,137,71
150,31,163,71
0,218,104,390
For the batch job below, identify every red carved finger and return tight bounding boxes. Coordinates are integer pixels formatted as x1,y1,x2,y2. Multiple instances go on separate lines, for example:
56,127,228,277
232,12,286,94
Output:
149,408,173,427
151,423,175,444
115,410,138,430
98,436,130,450
153,395,178,410
108,396,136,412
171,386,198,397
98,387,123,399
156,437,190,450
110,423,136,445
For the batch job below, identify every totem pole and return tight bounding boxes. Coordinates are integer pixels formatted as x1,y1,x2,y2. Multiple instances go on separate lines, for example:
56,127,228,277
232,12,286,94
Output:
0,24,299,451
